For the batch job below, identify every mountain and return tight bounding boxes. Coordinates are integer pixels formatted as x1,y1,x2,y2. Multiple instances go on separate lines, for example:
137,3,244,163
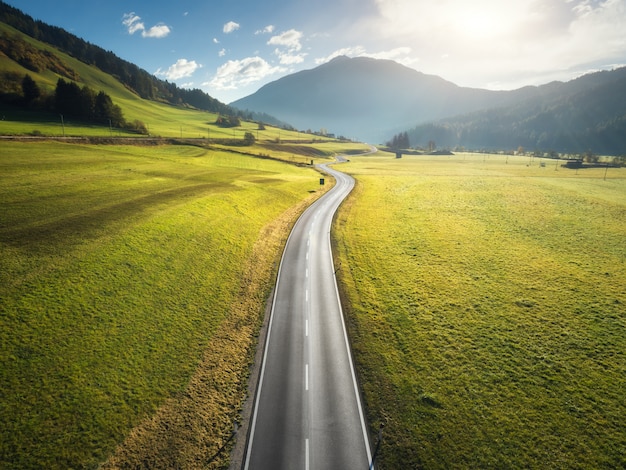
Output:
231,56,534,143
400,67,626,155
232,56,626,154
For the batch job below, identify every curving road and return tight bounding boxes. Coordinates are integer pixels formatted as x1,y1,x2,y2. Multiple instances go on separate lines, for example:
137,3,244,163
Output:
243,158,372,469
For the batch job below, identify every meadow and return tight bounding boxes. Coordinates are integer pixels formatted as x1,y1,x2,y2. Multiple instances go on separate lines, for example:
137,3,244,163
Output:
333,152,626,469
0,99,315,141
0,141,333,468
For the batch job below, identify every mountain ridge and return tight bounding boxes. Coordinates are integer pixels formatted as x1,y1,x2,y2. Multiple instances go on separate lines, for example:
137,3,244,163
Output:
232,56,512,142
401,67,626,155
232,55,626,154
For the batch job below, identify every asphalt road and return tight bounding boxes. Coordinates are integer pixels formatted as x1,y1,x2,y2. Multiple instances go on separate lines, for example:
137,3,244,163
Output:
243,160,373,469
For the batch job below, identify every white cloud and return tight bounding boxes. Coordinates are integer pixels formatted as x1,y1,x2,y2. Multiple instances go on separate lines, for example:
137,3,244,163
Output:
122,13,144,35
142,24,171,38
566,0,626,61
122,12,170,38
155,59,201,80
267,29,306,65
207,56,285,90
255,25,275,35
315,46,417,67
213,38,220,44
276,51,307,65
365,47,419,67
267,29,303,51
365,0,626,89
219,48,227,57
223,21,240,34
315,46,367,64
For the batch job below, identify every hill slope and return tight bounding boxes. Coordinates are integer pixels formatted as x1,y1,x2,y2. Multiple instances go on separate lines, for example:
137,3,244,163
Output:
402,67,626,155
0,19,284,138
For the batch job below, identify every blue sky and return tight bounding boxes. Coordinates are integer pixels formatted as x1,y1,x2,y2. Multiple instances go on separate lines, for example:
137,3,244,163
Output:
5,0,626,103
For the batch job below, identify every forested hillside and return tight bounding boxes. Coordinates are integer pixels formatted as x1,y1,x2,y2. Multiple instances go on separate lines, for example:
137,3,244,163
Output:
394,68,626,156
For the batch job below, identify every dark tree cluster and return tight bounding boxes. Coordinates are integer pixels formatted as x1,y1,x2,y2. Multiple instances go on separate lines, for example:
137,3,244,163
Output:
54,78,125,126
8,72,147,133
175,87,232,115
386,131,410,149
243,132,256,145
215,115,241,128
20,74,40,103
405,108,626,157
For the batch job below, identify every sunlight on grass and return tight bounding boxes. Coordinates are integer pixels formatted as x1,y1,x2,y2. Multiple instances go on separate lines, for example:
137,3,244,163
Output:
0,141,324,468
334,152,626,469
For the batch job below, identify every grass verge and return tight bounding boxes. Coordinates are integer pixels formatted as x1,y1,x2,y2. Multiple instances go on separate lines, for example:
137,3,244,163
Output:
101,184,327,469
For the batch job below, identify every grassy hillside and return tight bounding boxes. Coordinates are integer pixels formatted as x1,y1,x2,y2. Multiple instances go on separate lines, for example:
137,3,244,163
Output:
0,141,331,468
0,21,311,140
334,152,626,469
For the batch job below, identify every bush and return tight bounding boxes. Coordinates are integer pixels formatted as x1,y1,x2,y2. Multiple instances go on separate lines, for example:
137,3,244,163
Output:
215,115,241,128
126,119,148,135
243,132,255,145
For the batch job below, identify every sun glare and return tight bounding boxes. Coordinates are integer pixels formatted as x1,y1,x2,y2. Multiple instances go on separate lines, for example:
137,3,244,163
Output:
377,0,517,43
453,8,508,40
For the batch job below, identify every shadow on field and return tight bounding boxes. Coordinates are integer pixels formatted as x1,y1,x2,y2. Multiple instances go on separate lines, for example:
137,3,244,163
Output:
1,182,234,252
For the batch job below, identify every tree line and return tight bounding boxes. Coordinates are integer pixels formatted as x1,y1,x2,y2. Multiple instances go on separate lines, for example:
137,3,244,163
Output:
12,73,147,133
53,78,126,127
0,1,297,131
399,108,626,157
385,131,409,149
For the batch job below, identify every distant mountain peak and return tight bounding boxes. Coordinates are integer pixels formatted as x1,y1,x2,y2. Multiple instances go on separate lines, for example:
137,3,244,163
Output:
231,56,490,142
327,55,351,63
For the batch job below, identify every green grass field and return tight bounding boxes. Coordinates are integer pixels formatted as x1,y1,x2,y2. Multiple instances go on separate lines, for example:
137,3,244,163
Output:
0,98,317,141
333,152,626,469
0,141,328,468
